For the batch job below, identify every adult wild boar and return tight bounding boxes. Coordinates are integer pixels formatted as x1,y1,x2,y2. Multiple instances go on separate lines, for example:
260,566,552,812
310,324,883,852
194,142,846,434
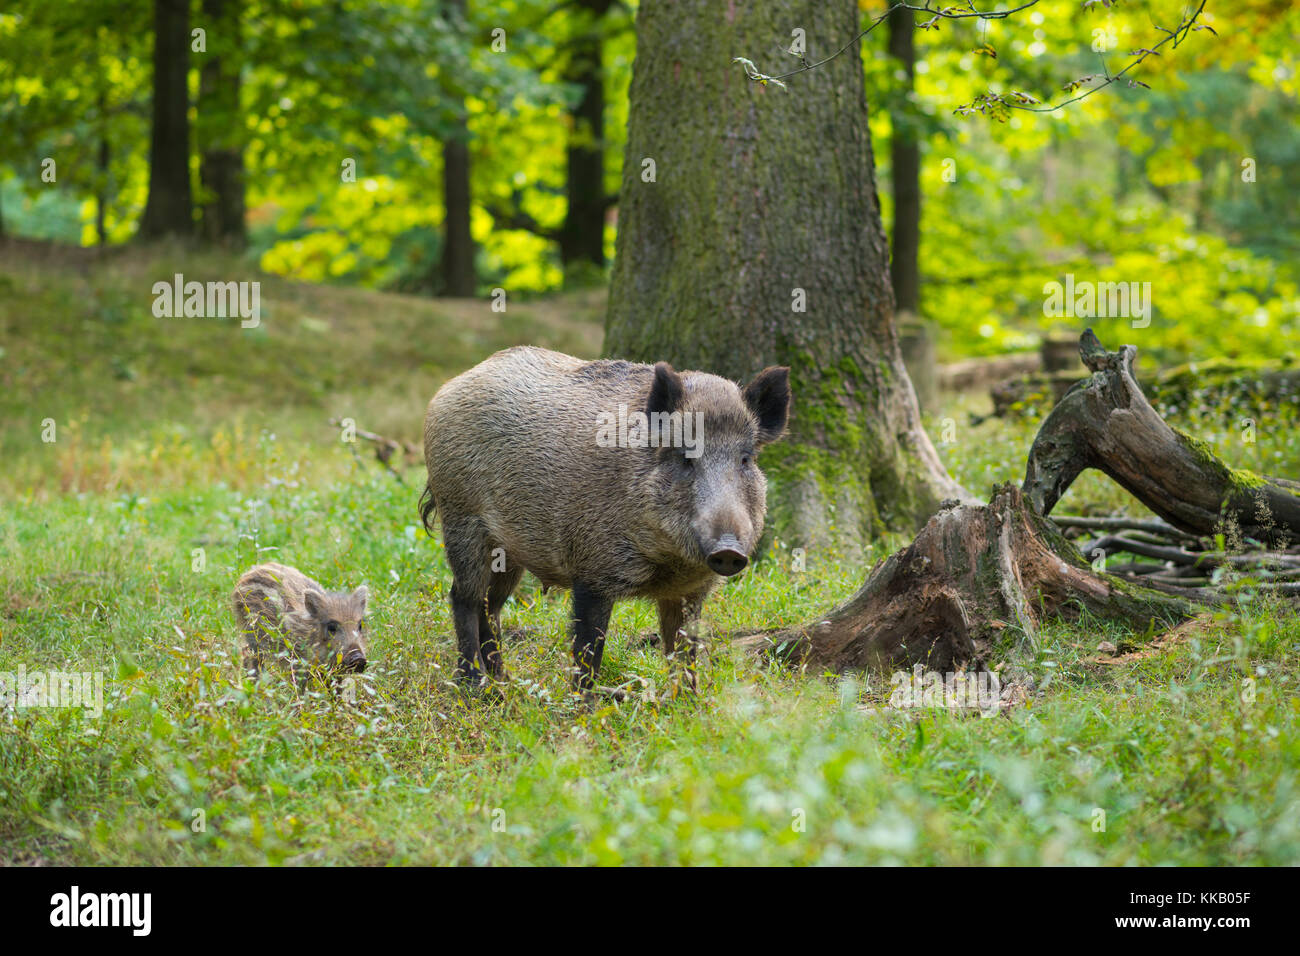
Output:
420,346,791,695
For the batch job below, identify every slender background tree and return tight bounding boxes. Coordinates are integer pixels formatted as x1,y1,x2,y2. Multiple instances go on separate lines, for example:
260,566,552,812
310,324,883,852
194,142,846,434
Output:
437,0,477,296
139,0,193,239
887,5,920,319
197,0,247,249
557,0,616,279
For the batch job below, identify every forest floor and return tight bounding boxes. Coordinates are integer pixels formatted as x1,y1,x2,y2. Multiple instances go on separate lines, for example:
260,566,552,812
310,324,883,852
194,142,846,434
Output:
2,246,1298,864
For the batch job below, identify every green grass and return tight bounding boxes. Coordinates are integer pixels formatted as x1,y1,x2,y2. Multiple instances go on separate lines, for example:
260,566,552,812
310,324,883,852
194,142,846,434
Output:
2,247,1299,865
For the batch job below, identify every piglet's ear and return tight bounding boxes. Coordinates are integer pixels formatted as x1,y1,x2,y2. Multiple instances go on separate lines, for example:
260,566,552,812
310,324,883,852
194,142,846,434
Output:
351,585,369,615
303,589,327,619
645,362,685,418
743,366,791,445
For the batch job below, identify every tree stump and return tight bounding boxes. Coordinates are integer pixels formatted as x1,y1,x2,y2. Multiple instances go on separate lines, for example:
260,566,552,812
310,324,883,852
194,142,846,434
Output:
736,484,1195,672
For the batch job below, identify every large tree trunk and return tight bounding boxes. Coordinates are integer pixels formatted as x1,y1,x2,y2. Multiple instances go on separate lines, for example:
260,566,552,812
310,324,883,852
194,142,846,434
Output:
139,0,193,240
558,0,612,281
887,6,921,317
437,0,476,297
607,0,962,550
96,86,109,247
198,0,248,249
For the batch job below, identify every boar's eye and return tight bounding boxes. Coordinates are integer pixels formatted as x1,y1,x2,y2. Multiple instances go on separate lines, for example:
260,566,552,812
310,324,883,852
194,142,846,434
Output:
326,621,340,635
741,452,753,467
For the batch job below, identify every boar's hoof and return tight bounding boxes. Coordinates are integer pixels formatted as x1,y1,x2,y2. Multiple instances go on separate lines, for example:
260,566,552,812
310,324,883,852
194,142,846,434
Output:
453,666,486,688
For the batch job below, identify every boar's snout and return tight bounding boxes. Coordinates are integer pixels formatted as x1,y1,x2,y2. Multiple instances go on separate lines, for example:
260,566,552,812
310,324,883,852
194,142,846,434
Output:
706,534,749,577
342,648,367,673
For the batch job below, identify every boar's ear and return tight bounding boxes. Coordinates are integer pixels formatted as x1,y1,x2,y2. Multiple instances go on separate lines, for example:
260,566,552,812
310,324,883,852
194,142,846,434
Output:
645,362,685,418
351,585,369,615
303,588,327,619
743,366,791,445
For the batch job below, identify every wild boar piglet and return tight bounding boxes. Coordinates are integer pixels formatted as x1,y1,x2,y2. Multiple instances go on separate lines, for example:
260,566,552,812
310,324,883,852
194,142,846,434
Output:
232,562,369,684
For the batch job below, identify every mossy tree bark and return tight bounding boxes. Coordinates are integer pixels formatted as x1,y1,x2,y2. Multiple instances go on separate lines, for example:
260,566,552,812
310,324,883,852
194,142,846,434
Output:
606,0,963,550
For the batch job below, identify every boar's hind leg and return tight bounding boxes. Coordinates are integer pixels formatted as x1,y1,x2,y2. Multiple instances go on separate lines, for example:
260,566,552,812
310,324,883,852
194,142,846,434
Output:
479,565,523,680
443,515,495,686
450,588,485,685
571,583,615,693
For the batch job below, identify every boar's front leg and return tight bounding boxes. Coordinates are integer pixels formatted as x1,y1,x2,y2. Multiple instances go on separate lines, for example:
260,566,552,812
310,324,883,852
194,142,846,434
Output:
658,591,707,696
571,582,615,694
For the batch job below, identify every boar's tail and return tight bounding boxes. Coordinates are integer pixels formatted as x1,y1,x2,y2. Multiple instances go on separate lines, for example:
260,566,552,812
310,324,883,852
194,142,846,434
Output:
418,480,437,536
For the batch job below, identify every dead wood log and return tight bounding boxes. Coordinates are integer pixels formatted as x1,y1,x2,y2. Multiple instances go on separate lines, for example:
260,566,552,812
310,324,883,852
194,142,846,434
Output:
979,355,1299,425
1080,535,1300,571
1153,358,1300,414
1022,330,1300,546
988,371,1082,419
738,330,1300,675
939,352,1041,392
735,483,1196,673
1045,515,1186,535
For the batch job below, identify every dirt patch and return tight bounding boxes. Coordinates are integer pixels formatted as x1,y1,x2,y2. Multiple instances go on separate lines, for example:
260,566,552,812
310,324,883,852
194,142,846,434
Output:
1081,612,1218,666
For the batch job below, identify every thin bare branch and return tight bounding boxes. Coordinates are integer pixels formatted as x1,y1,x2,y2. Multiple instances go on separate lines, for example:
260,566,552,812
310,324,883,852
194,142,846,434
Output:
734,0,1211,117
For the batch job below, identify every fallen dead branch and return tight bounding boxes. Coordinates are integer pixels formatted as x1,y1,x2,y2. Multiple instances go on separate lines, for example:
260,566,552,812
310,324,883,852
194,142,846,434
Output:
1023,330,1300,545
327,417,420,483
